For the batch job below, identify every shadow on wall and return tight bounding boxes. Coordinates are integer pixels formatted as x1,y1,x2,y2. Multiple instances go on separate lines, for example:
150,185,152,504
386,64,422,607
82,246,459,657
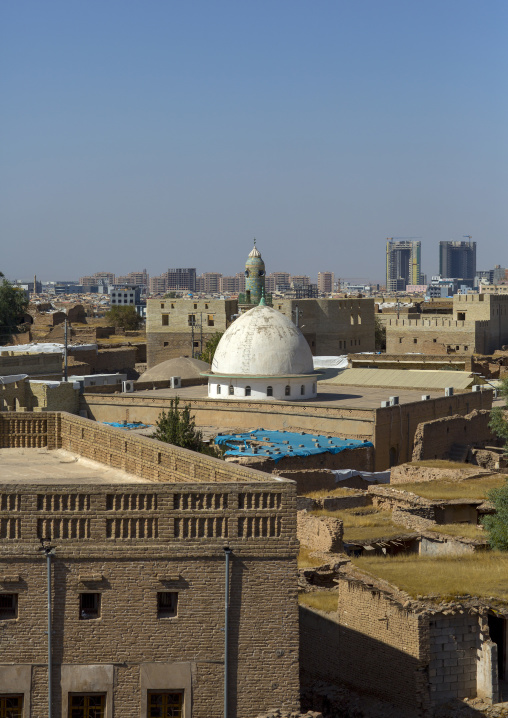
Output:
299,606,490,718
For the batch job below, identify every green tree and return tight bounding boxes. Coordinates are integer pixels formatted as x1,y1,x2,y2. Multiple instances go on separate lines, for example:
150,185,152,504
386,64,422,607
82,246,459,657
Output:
105,305,142,330
374,317,386,351
482,480,508,550
0,273,30,343
153,397,220,456
488,376,508,453
200,332,223,364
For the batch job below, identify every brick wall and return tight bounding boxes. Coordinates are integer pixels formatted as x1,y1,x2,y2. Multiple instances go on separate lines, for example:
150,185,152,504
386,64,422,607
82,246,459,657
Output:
0,351,62,378
412,409,495,461
297,510,343,553
0,411,300,717
300,581,430,717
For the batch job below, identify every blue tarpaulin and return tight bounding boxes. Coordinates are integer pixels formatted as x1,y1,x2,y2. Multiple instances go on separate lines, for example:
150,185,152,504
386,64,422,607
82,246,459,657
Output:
103,421,151,430
214,429,372,464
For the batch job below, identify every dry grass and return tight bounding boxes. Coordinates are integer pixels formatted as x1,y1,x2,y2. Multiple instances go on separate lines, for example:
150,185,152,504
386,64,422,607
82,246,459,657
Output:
409,460,473,469
310,507,407,542
299,590,338,613
426,523,486,540
298,546,325,568
353,553,508,601
394,475,507,501
302,487,363,499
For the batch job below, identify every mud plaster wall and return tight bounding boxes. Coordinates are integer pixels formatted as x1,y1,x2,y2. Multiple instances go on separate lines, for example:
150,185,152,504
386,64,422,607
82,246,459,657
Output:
412,410,495,462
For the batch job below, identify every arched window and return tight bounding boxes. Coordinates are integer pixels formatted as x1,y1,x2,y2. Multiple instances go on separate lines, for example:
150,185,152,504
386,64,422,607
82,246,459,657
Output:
285,385,291,396
267,386,273,396
300,385,305,395
245,386,251,397
217,384,221,394
229,385,234,395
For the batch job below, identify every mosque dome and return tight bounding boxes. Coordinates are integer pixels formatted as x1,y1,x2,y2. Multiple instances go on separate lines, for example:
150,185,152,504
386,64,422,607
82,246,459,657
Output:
211,304,314,377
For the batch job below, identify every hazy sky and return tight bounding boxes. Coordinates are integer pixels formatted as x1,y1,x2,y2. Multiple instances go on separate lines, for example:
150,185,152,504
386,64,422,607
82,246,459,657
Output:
2,0,507,282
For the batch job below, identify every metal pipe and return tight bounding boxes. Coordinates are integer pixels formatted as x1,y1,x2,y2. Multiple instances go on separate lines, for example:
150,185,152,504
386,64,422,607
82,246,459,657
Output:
224,547,232,718
46,548,53,718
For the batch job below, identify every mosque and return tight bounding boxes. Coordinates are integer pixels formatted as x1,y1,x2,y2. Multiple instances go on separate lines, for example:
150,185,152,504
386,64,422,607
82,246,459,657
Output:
204,242,320,401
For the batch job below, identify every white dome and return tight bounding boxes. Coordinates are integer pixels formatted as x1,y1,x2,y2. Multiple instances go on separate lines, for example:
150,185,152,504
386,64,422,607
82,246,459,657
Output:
211,305,314,376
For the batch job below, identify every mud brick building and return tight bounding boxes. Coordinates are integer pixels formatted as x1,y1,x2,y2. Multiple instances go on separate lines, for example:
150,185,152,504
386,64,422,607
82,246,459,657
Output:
273,298,375,355
0,413,299,717
386,293,508,355
146,298,238,368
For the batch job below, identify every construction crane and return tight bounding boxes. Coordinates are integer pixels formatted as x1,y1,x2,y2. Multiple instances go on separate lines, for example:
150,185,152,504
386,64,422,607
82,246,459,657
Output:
463,235,473,240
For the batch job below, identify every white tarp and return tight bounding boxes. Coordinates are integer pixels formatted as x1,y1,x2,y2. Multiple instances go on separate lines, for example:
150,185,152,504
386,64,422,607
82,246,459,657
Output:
313,356,349,369
0,374,29,384
0,342,97,354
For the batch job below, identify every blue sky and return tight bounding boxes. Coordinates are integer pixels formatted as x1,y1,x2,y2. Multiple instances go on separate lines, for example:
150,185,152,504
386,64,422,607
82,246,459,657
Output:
1,0,507,282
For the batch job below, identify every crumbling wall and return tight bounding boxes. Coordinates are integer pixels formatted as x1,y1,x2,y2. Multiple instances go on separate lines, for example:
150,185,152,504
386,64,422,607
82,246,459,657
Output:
391,462,491,485
297,510,343,553
300,582,430,717
412,410,495,462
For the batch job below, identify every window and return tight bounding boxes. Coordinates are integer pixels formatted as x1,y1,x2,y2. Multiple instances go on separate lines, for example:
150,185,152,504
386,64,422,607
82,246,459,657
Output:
164,342,169,347
193,341,199,348
457,312,466,320
160,303,165,309
285,385,291,396
0,696,23,717
413,338,417,344
162,315,169,326
245,386,251,397
148,692,183,718
207,314,215,327
300,385,305,395
157,592,178,618
433,338,437,343
217,385,221,394
69,694,105,718
188,315,196,326
193,304,197,309
228,385,234,395
267,386,273,397
205,304,208,309
79,593,101,620
399,338,402,344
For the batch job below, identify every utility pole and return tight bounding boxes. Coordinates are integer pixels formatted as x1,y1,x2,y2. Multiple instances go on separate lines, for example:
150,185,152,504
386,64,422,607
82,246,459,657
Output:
200,312,203,355
292,304,303,328
190,318,195,359
63,318,68,381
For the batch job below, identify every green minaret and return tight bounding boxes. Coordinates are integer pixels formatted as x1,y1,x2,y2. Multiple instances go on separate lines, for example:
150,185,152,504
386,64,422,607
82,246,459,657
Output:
244,239,265,305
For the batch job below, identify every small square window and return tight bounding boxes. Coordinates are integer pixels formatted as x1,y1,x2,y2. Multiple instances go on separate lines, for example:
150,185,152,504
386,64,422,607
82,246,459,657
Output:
160,303,165,309
0,594,17,620
79,593,101,620
157,592,178,618
162,314,169,326
164,342,169,347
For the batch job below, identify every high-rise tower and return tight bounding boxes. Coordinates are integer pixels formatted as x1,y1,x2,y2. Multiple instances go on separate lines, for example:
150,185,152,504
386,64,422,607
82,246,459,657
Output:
386,239,421,292
439,240,476,281
244,240,265,305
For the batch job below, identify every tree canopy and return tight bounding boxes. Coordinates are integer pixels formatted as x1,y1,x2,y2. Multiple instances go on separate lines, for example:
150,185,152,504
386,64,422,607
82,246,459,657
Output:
153,397,219,456
105,305,143,330
200,332,223,364
482,377,508,549
0,274,29,343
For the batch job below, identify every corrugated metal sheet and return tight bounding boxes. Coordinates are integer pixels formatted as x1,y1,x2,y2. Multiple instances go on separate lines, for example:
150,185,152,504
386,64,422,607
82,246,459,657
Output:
323,368,477,391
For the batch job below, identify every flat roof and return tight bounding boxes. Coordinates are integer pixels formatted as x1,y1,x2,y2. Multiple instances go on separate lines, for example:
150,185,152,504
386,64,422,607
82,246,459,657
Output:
132,382,444,410
0,448,151,485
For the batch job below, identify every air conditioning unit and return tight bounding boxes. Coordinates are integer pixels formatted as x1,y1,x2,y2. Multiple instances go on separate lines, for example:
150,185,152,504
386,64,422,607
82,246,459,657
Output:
389,396,399,406
421,394,430,401
170,376,181,389
445,387,454,397
381,400,390,408
122,380,134,393
472,384,482,392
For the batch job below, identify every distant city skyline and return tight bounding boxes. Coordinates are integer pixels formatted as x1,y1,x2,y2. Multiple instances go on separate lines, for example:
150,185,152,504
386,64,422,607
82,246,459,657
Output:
2,1,507,280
